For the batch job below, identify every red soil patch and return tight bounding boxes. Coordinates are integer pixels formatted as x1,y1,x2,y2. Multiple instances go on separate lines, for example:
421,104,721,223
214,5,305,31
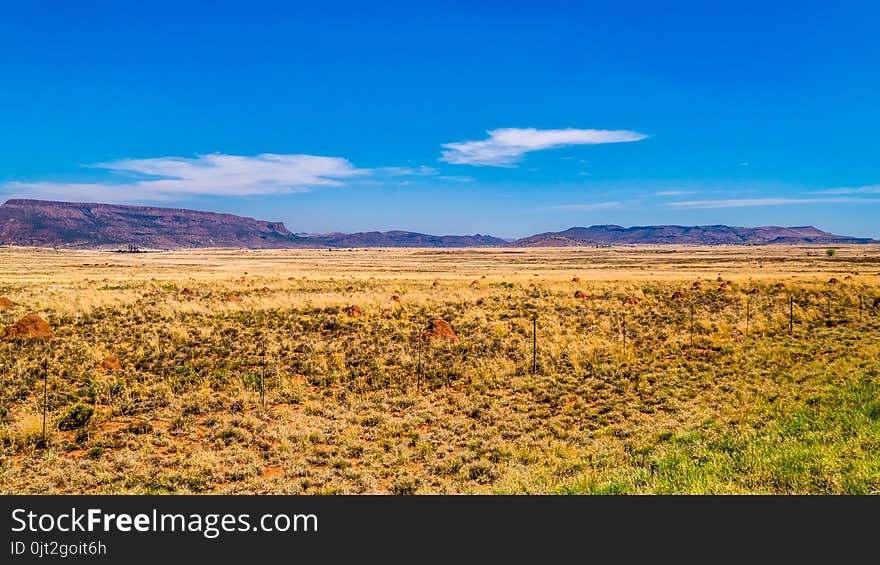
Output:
622,296,640,306
181,288,194,296
5,313,55,339
345,304,365,317
0,297,15,309
574,290,586,299
101,355,122,373
424,319,458,342
227,294,241,303
261,466,284,480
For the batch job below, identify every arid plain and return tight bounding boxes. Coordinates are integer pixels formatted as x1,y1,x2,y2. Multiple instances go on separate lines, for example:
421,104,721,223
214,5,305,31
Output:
1,245,879,494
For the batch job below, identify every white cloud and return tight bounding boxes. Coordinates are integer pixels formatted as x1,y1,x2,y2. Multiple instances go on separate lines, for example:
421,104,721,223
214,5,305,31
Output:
1,153,435,202
816,184,880,195
440,127,647,167
667,197,875,209
655,190,696,196
547,201,622,211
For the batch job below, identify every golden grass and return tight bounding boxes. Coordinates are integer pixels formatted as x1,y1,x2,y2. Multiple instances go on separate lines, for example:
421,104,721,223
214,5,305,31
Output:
1,245,879,494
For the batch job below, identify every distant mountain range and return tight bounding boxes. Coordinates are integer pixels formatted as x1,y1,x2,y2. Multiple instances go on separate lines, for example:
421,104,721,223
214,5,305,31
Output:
0,199,875,249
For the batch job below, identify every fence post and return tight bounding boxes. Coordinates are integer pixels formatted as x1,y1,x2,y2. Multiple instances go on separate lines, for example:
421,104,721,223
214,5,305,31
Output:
416,335,422,391
41,364,48,448
532,314,537,374
689,302,694,348
746,298,750,338
789,296,793,335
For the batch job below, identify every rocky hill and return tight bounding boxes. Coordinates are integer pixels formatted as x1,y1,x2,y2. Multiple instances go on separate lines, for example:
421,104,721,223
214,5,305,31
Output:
1,199,875,249
512,224,877,246
0,199,507,249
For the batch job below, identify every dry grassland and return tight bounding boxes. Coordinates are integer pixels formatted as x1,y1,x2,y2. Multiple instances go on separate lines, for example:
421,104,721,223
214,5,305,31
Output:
1,245,879,494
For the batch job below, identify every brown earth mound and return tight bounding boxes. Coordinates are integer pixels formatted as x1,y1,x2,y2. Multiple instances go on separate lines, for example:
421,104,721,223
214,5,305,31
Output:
470,280,480,287
431,279,440,288
390,294,402,303
101,355,122,373
774,282,785,289
571,277,580,282
5,313,55,339
227,294,241,303
716,276,724,282
345,304,365,317
181,288,194,296
0,296,15,309
718,283,732,293
844,275,852,280
424,319,458,342
261,286,271,292
828,278,839,284
749,288,761,295
574,290,586,299
671,290,687,301
692,281,703,289
622,296,640,306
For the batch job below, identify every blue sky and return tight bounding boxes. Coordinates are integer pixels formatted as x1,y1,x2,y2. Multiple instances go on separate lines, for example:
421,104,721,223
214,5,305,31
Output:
1,1,878,238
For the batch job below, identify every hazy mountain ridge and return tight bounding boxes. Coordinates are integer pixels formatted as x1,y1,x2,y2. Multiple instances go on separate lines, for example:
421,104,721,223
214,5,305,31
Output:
0,199,875,249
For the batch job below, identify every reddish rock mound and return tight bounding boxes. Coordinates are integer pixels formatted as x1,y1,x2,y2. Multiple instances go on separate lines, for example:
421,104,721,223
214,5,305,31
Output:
424,319,458,342
692,281,703,289
574,290,586,299
431,279,440,288
774,282,786,289
470,280,480,287
671,290,687,301
0,296,15,309
180,288,195,296
390,294,402,303
227,294,241,303
5,313,55,339
828,278,839,284
571,276,581,282
345,304,365,317
101,355,122,373
749,288,761,295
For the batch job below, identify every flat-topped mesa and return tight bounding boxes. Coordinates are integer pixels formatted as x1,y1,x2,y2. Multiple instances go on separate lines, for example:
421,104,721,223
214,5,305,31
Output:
512,224,877,246
0,199,294,249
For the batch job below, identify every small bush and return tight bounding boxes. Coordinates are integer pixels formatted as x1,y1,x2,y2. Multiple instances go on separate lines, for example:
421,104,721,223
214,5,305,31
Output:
57,404,94,431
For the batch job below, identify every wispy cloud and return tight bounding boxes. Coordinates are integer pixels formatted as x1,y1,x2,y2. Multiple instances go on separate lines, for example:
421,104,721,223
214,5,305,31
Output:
667,197,875,209
816,184,880,195
437,175,475,183
546,201,622,211
655,190,696,196
440,127,647,167
1,153,430,203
